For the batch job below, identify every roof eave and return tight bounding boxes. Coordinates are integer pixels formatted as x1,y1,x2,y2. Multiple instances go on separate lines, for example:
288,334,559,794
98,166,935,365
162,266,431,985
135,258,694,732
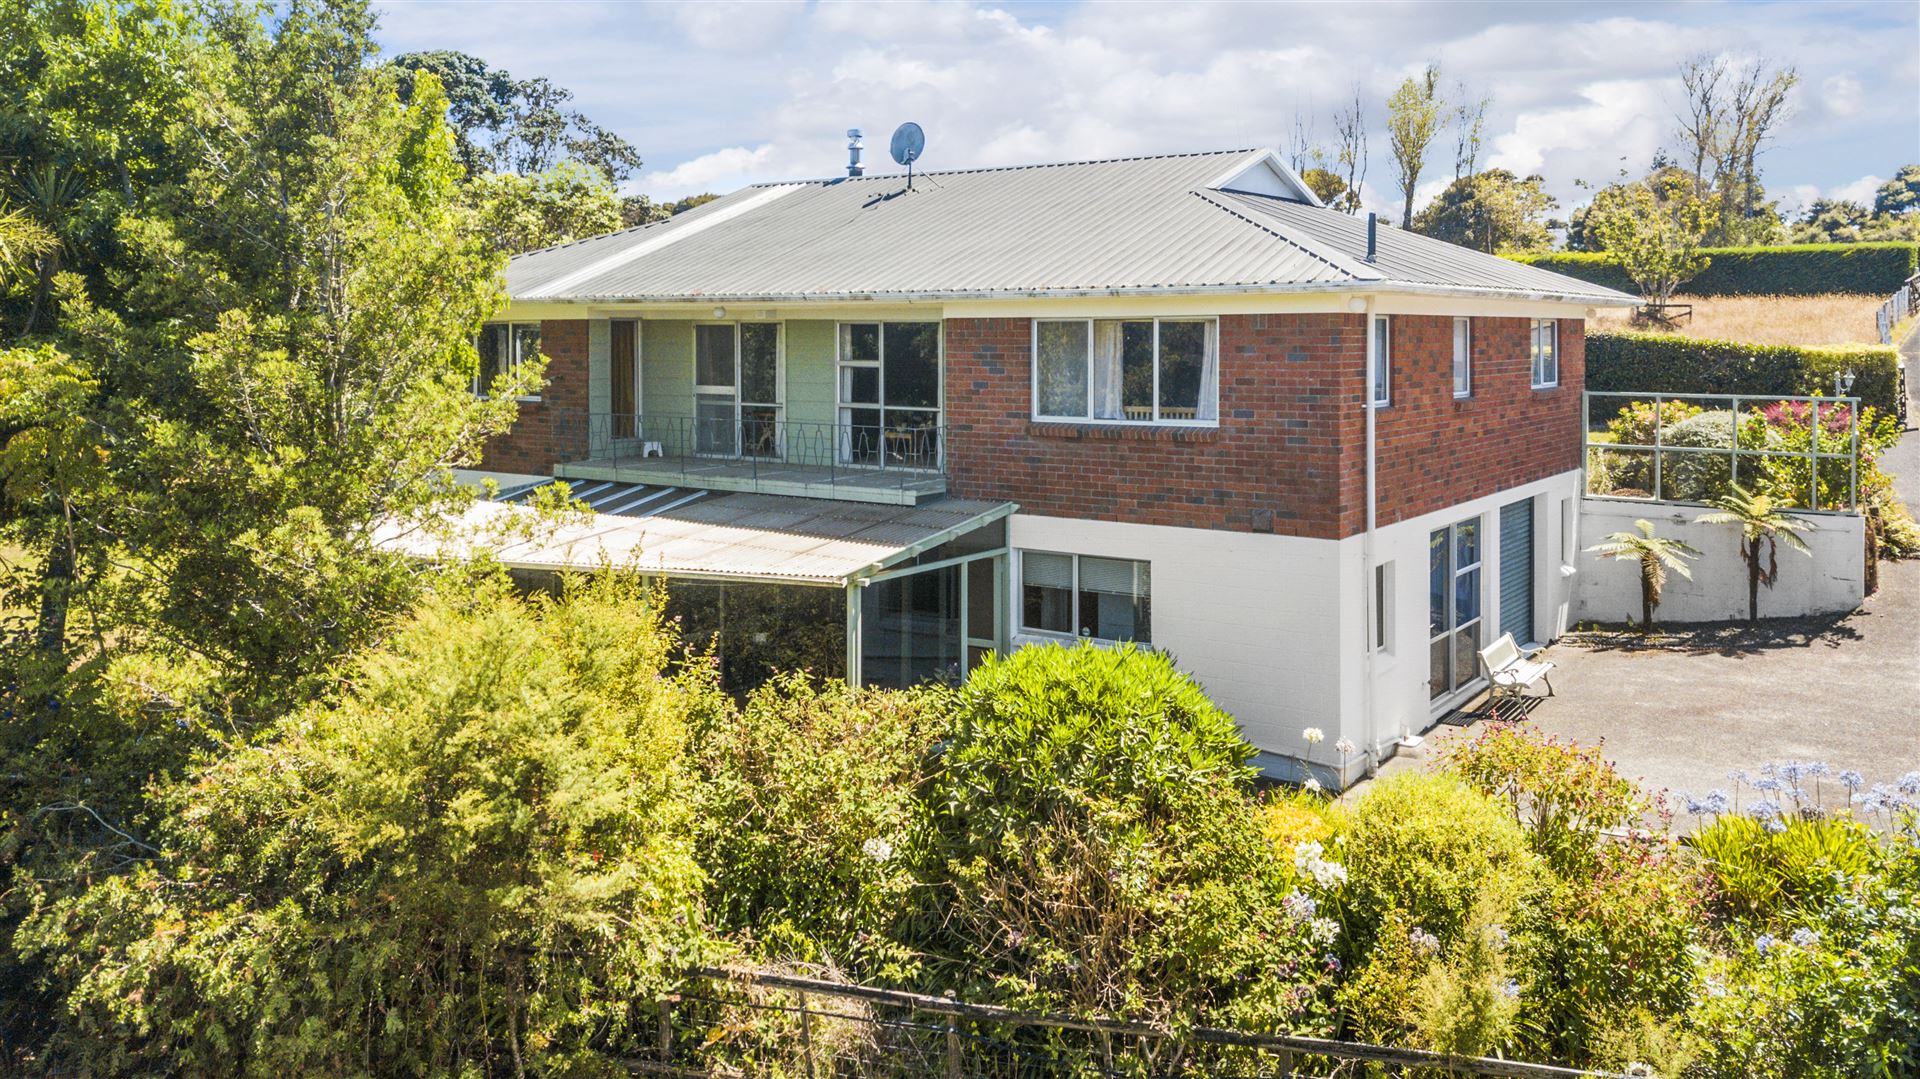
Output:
516,278,1634,307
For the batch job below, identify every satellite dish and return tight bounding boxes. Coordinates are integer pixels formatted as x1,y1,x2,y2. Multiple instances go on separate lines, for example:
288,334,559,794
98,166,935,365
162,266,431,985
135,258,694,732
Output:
889,122,925,166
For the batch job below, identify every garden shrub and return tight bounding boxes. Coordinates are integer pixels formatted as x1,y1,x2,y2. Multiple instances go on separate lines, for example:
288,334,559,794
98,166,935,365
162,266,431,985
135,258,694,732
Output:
1517,242,1919,296
1586,331,1902,416
913,642,1335,1028
1690,814,1878,923
12,576,717,1076
688,672,950,979
1511,839,1707,1064
1439,722,1655,871
1336,772,1538,955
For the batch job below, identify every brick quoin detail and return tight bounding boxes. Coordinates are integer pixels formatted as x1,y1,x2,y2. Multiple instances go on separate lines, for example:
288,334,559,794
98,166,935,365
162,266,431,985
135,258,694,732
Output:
945,313,1583,539
479,319,589,475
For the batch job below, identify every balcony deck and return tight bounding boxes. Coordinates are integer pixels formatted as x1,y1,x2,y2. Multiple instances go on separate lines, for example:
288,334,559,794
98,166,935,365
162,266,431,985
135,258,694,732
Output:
555,454,948,506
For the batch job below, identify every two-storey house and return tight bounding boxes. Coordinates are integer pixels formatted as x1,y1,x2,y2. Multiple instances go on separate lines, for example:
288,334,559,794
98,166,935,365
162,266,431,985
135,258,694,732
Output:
451,148,1638,785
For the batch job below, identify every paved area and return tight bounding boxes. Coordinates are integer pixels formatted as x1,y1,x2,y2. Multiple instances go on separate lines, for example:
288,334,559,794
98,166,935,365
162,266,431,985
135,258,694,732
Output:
1378,362,1920,818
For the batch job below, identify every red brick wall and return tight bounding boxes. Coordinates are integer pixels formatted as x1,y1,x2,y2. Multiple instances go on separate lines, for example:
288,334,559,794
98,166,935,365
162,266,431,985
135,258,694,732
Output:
479,319,589,475
945,314,1368,538
1371,315,1584,527
944,313,1584,538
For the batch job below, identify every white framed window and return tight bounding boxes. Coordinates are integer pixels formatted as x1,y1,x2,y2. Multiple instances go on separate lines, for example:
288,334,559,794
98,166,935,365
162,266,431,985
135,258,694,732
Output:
1373,562,1395,654
1371,315,1391,406
694,322,783,458
1530,318,1559,388
1018,550,1151,644
1032,317,1218,424
474,322,543,400
1452,317,1472,398
837,322,942,468
1429,517,1483,701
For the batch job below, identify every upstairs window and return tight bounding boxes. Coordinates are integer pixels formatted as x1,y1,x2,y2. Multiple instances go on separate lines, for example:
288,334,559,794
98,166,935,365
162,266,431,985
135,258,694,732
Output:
1371,315,1391,406
1019,551,1151,644
1530,318,1559,388
1033,318,1218,423
475,322,542,399
1452,317,1472,398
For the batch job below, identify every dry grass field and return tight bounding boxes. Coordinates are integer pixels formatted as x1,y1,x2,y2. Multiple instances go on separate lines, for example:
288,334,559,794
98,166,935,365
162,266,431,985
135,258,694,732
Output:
1589,293,1884,347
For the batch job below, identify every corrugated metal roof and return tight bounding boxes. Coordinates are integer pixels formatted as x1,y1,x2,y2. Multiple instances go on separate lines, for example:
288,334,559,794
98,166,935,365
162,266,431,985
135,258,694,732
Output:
505,149,1637,306
377,481,1014,586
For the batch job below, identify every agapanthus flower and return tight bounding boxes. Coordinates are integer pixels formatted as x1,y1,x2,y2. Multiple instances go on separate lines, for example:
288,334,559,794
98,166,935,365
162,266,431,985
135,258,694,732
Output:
1898,772,1920,796
1409,927,1440,956
1500,980,1521,1000
1839,770,1865,790
1282,890,1317,922
1790,927,1819,948
1754,933,1778,955
1684,790,1731,816
1753,777,1782,793
861,837,895,862
1747,799,1783,821
1309,917,1340,945
1334,738,1357,757
1302,727,1325,745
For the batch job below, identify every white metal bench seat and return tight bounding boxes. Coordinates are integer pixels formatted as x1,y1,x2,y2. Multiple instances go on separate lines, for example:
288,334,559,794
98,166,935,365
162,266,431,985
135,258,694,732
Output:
1478,633,1554,715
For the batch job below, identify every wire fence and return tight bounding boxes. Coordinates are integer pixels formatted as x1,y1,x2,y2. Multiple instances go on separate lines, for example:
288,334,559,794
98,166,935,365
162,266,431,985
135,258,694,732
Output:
1583,390,1862,514
627,967,1632,1079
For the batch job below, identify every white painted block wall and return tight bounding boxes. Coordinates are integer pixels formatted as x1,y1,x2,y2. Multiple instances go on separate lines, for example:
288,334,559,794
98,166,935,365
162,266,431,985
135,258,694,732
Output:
1573,500,1864,624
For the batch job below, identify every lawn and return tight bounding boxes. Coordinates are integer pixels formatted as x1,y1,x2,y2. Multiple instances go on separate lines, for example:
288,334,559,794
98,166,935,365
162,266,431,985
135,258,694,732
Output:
1589,293,1885,347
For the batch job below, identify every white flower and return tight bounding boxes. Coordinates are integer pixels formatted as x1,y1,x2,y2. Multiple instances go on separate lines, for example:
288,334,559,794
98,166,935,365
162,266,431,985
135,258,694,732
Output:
860,837,895,862
1302,727,1325,745
1303,775,1323,794
1409,927,1441,956
1334,738,1357,757
1293,840,1348,888
1309,917,1341,945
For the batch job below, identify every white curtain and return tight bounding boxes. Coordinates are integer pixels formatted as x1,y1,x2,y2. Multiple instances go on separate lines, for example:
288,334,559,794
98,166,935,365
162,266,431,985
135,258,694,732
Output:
1196,321,1220,421
1091,320,1124,419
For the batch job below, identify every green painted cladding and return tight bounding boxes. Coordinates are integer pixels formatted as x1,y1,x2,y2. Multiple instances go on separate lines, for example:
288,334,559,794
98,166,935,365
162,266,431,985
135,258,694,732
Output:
641,318,839,427
783,321,837,429
642,320,694,420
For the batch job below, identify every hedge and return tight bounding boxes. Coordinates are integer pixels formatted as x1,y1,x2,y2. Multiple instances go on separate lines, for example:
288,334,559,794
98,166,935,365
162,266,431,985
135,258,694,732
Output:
1515,243,1919,297
1585,331,1902,416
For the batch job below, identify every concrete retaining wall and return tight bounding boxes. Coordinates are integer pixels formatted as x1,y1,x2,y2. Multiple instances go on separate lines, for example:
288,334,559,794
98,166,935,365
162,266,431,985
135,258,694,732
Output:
1573,499,1865,624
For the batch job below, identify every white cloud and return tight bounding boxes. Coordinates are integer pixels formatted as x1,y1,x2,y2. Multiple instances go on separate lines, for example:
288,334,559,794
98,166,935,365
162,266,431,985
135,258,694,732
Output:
1830,174,1885,205
373,0,1919,218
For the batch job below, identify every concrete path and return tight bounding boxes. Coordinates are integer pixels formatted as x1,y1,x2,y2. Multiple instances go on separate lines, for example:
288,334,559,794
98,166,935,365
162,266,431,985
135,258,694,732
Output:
1377,354,1920,819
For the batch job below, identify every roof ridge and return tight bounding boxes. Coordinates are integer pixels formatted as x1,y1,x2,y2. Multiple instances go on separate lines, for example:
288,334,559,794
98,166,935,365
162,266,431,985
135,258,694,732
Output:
750,147,1263,188
1187,189,1377,282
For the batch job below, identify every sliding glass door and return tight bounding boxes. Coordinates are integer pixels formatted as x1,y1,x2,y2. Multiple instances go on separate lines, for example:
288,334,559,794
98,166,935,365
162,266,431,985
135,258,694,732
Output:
1429,517,1484,701
838,322,941,468
694,323,781,457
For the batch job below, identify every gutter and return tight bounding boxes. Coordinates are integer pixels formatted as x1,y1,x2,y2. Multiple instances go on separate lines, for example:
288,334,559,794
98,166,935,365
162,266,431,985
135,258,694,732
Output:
517,279,1639,308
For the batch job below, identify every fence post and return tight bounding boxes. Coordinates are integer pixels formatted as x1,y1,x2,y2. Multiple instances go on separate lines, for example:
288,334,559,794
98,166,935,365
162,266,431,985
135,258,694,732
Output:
799,991,816,1079
1276,1047,1294,1079
657,997,672,1063
943,991,963,1079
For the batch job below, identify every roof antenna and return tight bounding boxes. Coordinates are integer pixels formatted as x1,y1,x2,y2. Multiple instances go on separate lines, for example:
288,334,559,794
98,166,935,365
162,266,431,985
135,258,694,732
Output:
889,122,924,191
1366,212,1378,263
846,129,864,177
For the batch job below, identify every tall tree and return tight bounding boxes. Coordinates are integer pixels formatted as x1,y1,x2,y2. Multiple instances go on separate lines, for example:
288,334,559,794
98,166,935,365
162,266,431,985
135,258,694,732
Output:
1413,169,1556,254
1584,178,1717,308
88,0,529,697
1386,65,1445,228
392,50,643,185
1451,83,1490,181
1674,54,1796,244
1331,89,1370,216
1875,165,1920,217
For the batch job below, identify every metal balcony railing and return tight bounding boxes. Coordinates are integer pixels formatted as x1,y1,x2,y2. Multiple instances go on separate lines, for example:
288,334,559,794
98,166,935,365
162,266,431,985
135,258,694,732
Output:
547,410,948,501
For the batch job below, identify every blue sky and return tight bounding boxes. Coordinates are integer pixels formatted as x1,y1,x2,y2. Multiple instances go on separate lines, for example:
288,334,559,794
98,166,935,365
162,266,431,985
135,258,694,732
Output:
373,0,1920,219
